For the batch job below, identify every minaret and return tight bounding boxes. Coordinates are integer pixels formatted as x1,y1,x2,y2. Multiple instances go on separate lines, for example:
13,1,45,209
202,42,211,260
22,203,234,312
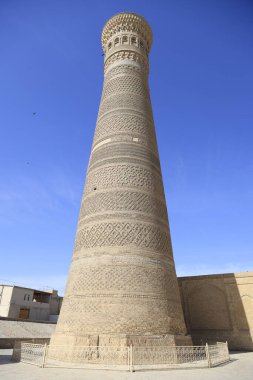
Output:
50,12,191,351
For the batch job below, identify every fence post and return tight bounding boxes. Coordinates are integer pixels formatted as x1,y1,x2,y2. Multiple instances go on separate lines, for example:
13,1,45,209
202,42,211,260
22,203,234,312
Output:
41,344,47,368
226,341,230,361
205,343,211,368
129,344,134,372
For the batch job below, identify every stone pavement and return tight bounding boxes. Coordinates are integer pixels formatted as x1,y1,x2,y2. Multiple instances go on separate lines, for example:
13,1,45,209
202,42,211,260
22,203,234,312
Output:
0,350,253,380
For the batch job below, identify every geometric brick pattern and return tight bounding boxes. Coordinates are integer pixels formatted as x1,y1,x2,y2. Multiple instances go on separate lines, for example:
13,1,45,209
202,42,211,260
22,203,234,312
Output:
98,93,152,119
89,143,160,171
79,190,168,221
103,63,144,81
93,113,156,147
102,75,148,98
74,222,170,252
67,265,178,295
84,164,165,196
50,12,189,351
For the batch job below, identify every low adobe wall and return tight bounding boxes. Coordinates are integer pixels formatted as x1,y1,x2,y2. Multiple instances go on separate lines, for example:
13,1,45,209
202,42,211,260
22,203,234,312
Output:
0,319,55,348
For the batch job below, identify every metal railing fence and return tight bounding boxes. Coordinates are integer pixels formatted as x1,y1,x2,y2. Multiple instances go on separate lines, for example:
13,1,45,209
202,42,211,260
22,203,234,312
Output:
45,345,130,370
18,341,230,371
208,342,230,367
20,342,46,366
132,345,208,369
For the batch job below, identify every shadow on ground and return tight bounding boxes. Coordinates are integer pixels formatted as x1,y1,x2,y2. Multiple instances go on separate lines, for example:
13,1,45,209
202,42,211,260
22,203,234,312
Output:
0,354,12,365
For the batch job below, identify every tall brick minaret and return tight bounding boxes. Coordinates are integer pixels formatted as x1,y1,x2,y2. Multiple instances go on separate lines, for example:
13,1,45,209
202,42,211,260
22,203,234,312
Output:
50,12,191,353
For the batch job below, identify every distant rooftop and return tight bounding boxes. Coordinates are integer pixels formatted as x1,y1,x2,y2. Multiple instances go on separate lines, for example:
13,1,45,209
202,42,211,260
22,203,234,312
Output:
0,283,58,294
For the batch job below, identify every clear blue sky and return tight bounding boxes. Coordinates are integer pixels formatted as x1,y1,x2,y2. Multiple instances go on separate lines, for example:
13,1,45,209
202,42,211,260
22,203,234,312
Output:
0,0,252,294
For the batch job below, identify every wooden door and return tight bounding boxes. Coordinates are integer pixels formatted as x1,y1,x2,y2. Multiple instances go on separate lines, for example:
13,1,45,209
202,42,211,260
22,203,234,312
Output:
19,308,30,319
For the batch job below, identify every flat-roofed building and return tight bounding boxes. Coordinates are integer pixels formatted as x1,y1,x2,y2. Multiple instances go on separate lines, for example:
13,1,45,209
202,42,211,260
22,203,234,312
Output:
0,284,62,322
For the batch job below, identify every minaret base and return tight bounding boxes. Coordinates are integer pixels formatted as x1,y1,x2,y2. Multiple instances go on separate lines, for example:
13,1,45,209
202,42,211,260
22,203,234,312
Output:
48,333,192,365
50,332,192,347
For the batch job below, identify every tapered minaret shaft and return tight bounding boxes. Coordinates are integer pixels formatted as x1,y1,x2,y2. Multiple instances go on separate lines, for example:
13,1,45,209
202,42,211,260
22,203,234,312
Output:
50,12,190,350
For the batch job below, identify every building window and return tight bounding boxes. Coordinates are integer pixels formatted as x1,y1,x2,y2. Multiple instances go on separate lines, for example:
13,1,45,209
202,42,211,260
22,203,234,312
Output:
114,37,119,47
108,42,112,50
122,35,128,44
140,40,144,49
33,291,50,304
